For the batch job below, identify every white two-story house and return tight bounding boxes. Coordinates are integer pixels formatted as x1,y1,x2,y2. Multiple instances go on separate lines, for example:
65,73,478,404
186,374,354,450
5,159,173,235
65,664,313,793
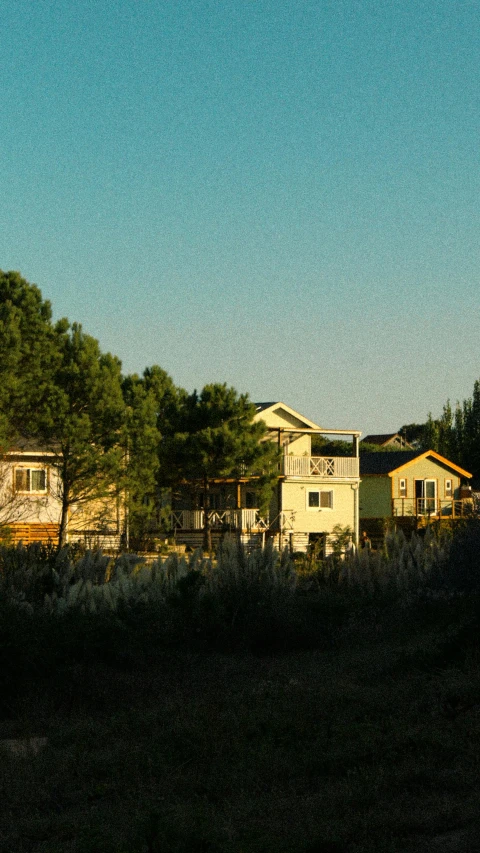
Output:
171,402,361,554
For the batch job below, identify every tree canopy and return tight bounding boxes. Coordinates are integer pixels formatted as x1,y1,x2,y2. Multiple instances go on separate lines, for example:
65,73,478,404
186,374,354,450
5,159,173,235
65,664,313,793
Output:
122,366,185,548
0,270,62,446
160,384,280,551
41,323,126,546
399,379,480,485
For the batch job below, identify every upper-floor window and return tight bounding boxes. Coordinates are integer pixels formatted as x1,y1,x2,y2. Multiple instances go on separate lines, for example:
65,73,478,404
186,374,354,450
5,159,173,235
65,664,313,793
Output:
399,478,407,498
14,467,47,494
445,479,453,497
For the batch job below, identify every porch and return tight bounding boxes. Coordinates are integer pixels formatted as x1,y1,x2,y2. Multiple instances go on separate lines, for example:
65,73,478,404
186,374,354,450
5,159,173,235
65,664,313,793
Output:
392,498,474,518
171,508,270,532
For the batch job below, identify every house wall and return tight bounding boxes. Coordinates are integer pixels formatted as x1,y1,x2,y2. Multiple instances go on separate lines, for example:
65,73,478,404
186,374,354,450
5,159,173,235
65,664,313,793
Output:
256,406,314,456
280,479,355,535
390,459,461,500
0,460,62,525
359,477,391,518
69,492,124,536
283,434,311,455
258,406,311,430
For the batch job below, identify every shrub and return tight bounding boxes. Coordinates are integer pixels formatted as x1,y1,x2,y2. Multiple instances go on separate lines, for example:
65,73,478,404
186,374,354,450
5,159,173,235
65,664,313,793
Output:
442,518,480,593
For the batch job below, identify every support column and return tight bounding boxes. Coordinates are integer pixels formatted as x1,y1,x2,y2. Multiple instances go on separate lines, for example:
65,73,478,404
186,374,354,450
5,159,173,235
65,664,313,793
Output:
352,482,359,547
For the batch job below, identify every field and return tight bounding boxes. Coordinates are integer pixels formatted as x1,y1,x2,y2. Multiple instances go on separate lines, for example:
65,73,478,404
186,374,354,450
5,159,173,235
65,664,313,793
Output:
1,531,480,852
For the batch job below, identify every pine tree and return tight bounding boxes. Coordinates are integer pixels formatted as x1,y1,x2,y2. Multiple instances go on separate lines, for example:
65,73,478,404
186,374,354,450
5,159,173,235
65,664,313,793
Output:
122,366,185,547
0,270,61,445
161,384,280,552
40,323,126,547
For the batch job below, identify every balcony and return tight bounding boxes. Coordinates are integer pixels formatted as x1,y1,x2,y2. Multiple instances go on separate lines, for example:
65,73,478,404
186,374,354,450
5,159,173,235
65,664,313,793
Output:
171,508,269,531
281,455,359,478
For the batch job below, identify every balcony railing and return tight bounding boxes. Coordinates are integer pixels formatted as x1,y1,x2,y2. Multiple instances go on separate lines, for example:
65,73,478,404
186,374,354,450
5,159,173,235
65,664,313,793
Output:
281,455,359,478
171,509,269,531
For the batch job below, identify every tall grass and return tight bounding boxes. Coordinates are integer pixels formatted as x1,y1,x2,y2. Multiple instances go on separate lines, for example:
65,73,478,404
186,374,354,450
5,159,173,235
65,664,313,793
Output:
0,524,476,666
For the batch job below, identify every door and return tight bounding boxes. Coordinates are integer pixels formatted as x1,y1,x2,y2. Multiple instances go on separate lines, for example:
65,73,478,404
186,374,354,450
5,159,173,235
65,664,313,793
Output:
415,479,437,515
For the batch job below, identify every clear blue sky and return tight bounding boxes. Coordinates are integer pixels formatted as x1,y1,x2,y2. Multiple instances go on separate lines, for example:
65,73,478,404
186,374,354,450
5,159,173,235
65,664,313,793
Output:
2,0,479,435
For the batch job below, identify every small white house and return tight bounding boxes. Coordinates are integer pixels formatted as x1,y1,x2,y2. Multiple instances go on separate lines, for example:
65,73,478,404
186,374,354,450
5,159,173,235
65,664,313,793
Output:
0,439,125,549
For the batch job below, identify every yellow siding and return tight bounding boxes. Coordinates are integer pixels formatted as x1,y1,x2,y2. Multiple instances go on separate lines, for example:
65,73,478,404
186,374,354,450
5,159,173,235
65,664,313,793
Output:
284,434,311,456
69,492,124,535
280,480,355,534
256,405,315,429
391,458,461,498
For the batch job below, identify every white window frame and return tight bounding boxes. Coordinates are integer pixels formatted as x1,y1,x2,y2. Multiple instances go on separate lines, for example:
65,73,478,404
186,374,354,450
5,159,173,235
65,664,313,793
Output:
399,478,407,498
445,479,453,497
14,467,48,494
307,489,333,510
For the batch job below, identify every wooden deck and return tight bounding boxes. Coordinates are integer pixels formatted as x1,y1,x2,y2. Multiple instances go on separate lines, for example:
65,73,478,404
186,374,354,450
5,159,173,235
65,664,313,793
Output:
5,523,59,545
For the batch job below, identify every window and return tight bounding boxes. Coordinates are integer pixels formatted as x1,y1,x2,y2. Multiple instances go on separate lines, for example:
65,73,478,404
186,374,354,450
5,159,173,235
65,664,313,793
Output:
15,467,47,493
445,479,452,497
307,489,333,509
399,478,407,498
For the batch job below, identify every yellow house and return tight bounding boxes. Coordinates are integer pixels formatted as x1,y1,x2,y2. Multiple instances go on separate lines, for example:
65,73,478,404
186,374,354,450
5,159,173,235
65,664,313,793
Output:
171,402,361,554
1,440,126,549
360,450,472,524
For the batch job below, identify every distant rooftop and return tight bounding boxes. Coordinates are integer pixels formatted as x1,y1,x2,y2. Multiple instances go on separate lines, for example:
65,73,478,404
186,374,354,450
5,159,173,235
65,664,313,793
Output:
363,432,412,449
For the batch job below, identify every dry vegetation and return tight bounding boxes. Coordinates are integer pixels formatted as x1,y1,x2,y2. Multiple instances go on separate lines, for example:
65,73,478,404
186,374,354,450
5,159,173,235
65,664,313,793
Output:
1,525,480,852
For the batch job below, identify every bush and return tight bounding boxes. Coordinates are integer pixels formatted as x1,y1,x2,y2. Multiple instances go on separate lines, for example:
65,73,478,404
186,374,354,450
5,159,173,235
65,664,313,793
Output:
0,526,475,678
442,518,480,593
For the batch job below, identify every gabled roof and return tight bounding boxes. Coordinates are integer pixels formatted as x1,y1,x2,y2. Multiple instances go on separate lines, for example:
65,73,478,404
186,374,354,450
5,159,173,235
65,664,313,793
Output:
255,402,279,414
360,450,472,479
363,432,412,448
254,402,322,431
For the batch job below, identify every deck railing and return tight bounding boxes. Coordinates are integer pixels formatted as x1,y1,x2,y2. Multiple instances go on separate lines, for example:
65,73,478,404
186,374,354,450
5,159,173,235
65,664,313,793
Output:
282,455,359,478
171,508,269,531
392,498,474,518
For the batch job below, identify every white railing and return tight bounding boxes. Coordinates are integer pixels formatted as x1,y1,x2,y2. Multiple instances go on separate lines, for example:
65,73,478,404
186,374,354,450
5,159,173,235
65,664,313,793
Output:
281,456,359,478
171,509,269,531
268,512,296,531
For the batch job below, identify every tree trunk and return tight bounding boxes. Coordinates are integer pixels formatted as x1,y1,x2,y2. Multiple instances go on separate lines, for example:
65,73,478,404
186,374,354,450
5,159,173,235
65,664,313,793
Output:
57,476,70,549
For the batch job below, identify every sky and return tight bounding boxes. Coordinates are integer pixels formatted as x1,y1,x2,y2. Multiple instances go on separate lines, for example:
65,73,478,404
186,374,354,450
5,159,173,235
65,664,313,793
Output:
1,0,479,436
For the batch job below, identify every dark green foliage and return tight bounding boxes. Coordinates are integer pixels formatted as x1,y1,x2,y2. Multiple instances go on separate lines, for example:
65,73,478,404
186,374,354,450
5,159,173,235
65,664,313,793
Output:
442,517,480,593
311,437,354,456
0,273,127,546
160,384,280,550
0,270,62,444
41,323,126,546
122,366,185,546
400,378,480,484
